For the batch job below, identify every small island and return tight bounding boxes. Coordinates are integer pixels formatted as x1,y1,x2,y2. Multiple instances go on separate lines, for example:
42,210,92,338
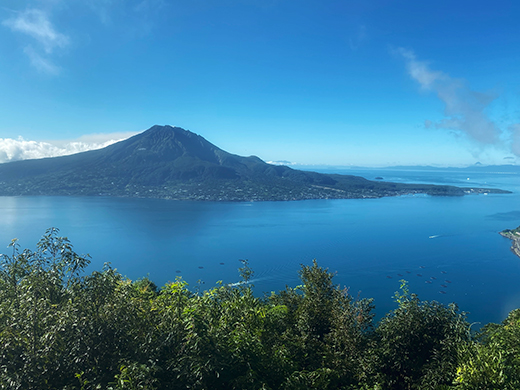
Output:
500,226,520,258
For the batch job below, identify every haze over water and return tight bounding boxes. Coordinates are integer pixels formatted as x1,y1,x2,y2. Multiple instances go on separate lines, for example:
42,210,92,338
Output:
1,168,519,325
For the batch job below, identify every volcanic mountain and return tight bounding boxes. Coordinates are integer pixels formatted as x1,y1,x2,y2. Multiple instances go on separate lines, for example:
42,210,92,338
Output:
0,125,509,201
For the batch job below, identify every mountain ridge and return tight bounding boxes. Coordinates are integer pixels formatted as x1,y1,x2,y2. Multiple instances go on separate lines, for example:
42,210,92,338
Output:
0,125,510,201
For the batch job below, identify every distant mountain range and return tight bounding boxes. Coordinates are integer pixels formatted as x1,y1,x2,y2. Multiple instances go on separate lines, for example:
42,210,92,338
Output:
0,125,511,201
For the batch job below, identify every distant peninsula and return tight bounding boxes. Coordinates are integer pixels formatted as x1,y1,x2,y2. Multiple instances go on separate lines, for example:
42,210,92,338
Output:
500,226,520,258
0,125,512,202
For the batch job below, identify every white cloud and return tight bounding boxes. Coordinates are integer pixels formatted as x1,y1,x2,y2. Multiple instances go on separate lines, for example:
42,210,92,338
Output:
3,8,69,53
3,8,68,74
510,124,520,157
398,48,505,148
24,45,60,74
397,48,445,90
266,160,295,166
0,132,138,164
3,1,166,72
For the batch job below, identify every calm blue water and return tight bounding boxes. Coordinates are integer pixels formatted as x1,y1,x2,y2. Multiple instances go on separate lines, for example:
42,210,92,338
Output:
1,168,519,325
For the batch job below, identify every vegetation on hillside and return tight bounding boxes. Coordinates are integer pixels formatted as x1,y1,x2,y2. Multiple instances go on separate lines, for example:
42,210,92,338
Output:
0,229,519,389
0,126,510,200
501,226,520,235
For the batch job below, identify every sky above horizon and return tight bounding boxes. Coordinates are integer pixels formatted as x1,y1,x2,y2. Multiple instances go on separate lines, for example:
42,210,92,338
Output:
1,0,520,167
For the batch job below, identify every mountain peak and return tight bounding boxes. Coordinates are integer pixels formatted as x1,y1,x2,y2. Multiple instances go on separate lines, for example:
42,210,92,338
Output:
102,125,225,164
144,125,192,136
0,125,510,200
136,125,200,145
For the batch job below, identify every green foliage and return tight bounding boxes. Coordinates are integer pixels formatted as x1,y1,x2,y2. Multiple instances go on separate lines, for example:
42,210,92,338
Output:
1,230,519,389
456,309,520,389
107,362,159,390
372,280,469,390
0,228,91,389
267,260,375,389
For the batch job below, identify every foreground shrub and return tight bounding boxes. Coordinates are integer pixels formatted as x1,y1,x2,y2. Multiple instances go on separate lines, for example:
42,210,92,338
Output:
456,308,520,389
3,229,517,389
372,281,469,390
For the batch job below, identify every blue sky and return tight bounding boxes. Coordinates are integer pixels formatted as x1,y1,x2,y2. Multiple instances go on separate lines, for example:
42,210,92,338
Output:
1,0,520,166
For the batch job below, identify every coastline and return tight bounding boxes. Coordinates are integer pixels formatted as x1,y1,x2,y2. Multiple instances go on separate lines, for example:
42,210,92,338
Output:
500,230,520,259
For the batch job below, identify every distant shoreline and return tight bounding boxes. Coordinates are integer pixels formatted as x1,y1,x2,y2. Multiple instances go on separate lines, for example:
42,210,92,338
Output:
0,125,513,202
500,228,520,258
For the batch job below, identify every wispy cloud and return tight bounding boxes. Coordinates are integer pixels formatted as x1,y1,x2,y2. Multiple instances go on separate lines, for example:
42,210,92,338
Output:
349,25,368,51
3,1,166,73
2,8,69,74
86,0,166,27
0,132,138,164
398,48,445,90
397,48,520,158
510,124,520,157
3,8,69,53
23,45,60,75
85,0,113,25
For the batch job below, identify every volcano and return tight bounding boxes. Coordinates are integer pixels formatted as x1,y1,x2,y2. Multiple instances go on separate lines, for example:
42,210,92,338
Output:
0,125,509,201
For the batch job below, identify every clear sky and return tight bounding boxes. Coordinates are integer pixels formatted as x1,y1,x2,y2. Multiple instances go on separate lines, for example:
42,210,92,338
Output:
1,0,520,166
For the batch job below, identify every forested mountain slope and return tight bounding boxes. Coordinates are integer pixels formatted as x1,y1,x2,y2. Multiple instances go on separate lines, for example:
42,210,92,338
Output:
0,125,509,200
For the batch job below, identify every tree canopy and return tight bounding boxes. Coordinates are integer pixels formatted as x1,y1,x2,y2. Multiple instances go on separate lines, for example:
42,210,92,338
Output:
0,229,517,389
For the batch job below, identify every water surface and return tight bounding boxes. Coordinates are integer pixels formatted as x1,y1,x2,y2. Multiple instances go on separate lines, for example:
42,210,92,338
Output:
1,168,519,325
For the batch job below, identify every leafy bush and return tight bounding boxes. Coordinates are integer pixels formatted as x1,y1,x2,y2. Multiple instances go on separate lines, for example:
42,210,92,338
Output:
1,230,518,389
372,281,469,390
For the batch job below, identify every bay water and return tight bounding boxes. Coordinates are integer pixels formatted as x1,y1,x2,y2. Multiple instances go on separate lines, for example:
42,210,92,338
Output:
1,167,519,325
